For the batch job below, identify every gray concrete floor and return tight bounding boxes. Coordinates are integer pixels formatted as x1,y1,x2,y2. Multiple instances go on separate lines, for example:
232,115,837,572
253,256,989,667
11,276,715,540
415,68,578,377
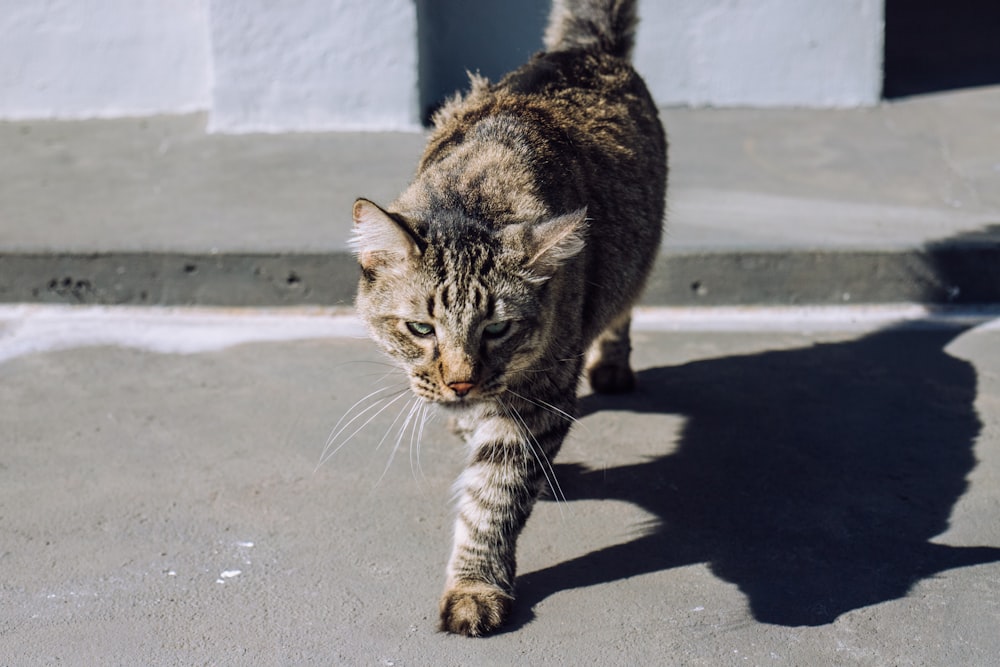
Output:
1,306,999,664
2,87,1000,306
3,85,1000,664
4,88,1000,255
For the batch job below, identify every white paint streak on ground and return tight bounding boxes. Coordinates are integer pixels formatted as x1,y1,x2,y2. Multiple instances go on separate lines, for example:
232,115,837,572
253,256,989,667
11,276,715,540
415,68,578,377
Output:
632,305,1000,333
0,304,366,364
1,304,997,366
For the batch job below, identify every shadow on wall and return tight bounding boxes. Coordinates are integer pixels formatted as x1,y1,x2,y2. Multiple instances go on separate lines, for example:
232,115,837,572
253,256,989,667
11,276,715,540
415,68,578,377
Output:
416,0,546,124
922,224,1000,304
511,225,1000,629
883,0,1000,98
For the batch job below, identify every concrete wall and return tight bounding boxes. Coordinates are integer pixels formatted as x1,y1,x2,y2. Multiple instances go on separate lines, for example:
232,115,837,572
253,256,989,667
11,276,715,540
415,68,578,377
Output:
635,0,884,107
0,0,884,132
0,0,211,119
208,0,418,132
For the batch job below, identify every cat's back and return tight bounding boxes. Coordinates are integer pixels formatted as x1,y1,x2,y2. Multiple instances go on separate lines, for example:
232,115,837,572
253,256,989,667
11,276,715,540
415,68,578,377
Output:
413,44,665,224
429,45,660,155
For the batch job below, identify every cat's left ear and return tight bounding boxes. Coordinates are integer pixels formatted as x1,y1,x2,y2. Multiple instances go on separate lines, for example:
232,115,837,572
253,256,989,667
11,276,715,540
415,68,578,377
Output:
351,198,423,272
514,208,588,279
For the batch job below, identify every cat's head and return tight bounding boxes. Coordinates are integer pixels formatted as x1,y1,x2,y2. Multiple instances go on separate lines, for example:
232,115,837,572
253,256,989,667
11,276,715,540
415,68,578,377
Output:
351,198,586,407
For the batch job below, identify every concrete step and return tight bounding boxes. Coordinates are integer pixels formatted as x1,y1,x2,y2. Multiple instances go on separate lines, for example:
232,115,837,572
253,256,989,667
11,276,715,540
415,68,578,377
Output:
2,87,999,306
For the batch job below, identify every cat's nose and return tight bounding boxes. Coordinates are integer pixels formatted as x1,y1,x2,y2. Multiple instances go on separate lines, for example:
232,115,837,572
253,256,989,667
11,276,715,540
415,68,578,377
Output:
448,381,476,397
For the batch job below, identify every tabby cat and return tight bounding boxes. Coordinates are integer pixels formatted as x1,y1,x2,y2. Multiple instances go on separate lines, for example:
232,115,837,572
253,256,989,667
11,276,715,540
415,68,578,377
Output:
350,0,666,636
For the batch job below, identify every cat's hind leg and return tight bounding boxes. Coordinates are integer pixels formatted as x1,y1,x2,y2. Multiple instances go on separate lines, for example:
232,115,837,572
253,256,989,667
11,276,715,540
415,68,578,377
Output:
586,310,637,394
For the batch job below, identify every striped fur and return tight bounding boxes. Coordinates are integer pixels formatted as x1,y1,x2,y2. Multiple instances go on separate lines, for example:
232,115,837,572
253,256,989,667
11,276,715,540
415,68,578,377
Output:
352,0,666,636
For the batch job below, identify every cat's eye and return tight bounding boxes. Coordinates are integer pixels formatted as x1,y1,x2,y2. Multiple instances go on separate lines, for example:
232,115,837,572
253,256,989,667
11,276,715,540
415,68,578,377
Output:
406,321,435,337
483,321,511,338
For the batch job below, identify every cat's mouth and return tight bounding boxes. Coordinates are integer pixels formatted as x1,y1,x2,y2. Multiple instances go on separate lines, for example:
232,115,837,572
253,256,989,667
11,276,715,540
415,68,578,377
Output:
435,389,494,408
411,377,504,407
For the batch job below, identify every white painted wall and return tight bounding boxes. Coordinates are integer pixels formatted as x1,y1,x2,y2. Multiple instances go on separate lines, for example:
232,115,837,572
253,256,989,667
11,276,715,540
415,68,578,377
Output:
635,0,884,107
0,0,211,119
0,0,885,131
208,0,419,132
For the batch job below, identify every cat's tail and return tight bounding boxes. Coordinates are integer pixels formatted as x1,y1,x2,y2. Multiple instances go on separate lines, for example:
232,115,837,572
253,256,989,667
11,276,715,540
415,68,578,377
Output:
543,0,638,60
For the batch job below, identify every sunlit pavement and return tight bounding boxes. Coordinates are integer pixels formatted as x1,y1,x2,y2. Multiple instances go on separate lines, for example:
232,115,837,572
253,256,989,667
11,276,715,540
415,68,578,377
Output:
2,305,998,664
4,82,1000,665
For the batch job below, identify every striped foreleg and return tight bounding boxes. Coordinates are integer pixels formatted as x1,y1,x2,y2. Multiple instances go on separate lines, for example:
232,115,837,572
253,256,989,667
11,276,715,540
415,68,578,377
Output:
438,403,570,636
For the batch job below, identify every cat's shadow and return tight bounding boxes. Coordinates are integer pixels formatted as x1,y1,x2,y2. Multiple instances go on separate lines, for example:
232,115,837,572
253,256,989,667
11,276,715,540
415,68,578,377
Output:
509,322,1000,630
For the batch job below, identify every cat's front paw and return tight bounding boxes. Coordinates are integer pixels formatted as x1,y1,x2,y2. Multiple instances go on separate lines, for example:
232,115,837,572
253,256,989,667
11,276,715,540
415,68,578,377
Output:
438,580,513,637
588,363,636,394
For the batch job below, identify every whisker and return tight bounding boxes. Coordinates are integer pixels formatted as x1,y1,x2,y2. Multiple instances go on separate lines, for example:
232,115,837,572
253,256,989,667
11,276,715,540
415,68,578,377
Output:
498,397,567,510
375,397,423,489
409,401,431,485
414,403,430,482
353,369,409,384
317,387,410,469
505,388,584,431
509,351,587,376
328,359,408,388
501,398,563,505
323,384,402,449
415,402,435,484
373,396,416,452
322,390,404,460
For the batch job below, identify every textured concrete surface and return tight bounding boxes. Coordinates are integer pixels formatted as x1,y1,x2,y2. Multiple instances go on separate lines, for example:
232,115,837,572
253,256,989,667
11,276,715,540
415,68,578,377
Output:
2,87,999,306
1,306,999,664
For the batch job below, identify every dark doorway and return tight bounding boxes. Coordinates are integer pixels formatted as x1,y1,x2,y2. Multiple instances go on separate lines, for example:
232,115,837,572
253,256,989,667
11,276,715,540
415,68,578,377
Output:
883,0,1000,98
415,0,547,124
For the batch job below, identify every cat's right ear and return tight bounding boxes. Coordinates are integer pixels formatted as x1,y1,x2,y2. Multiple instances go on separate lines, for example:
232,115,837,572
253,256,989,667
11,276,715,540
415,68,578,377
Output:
350,199,422,272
